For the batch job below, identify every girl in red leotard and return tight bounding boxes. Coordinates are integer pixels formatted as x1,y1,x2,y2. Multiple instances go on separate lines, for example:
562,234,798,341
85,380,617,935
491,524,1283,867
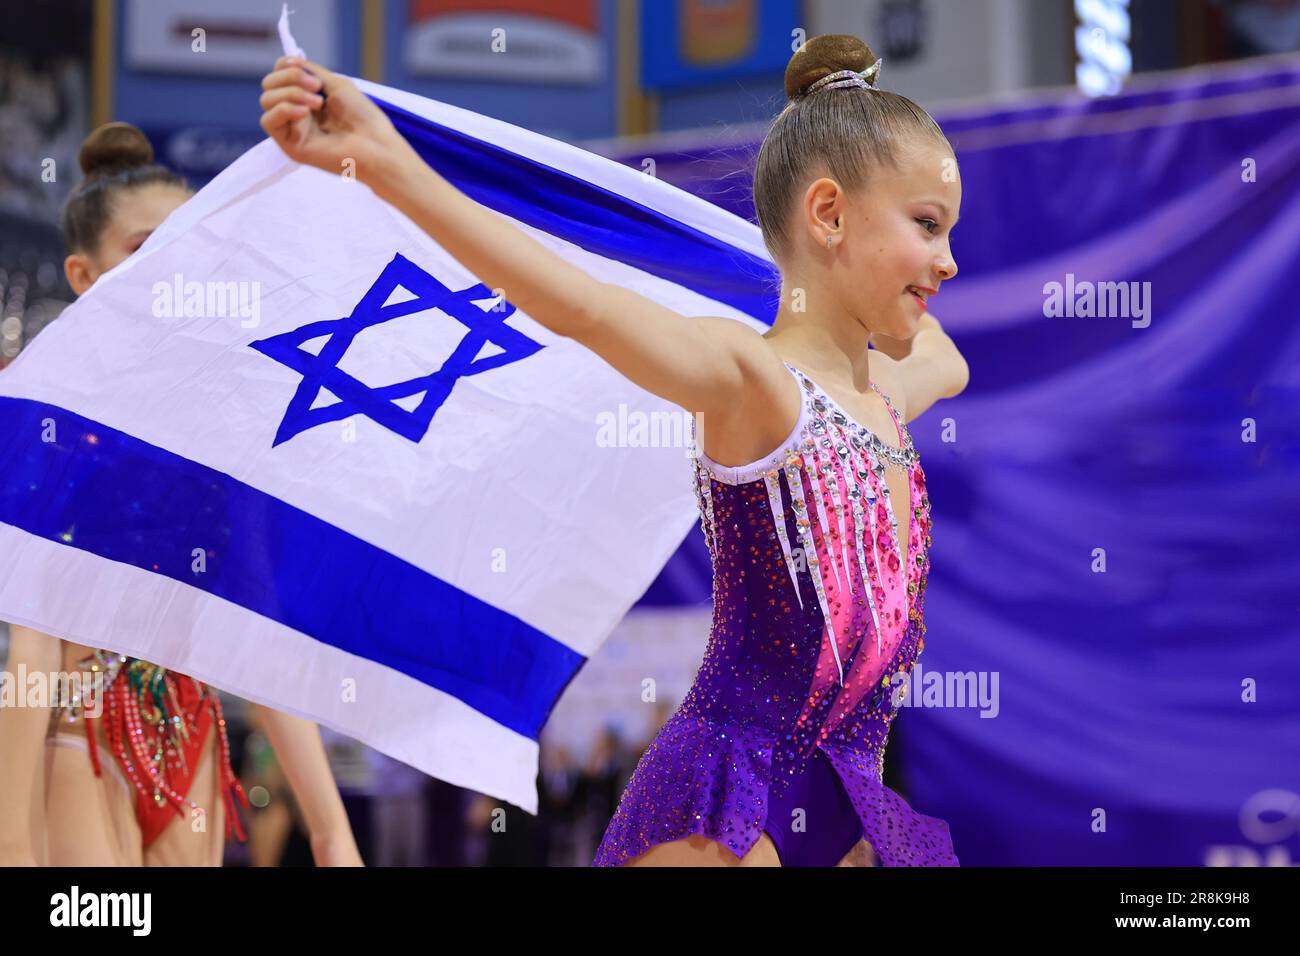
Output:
0,123,363,867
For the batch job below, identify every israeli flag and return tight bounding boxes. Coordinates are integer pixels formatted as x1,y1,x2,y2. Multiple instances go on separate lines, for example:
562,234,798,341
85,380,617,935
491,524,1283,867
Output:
0,54,776,811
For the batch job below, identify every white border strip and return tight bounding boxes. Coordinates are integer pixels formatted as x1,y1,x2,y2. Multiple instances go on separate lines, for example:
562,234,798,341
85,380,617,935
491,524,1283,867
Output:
353,77,773,263
0,522,542,812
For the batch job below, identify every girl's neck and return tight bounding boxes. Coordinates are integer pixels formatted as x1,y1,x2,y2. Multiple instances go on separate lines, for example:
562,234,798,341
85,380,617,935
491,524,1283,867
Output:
762,310,874,393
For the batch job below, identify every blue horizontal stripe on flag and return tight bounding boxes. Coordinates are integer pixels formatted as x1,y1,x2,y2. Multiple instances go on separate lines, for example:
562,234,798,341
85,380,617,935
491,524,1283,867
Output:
0,396,583,740
373,95,781,323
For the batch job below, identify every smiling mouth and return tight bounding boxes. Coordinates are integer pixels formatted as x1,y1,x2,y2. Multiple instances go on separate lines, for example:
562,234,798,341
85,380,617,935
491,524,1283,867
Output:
908,289,929,310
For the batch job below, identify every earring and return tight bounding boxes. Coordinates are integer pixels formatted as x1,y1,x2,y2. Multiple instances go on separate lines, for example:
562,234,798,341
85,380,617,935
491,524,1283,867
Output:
826,235,833,248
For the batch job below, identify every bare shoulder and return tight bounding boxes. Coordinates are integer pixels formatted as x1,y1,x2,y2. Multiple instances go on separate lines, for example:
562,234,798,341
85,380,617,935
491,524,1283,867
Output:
693,314,775,357
693,317,801,467
695,315,792,395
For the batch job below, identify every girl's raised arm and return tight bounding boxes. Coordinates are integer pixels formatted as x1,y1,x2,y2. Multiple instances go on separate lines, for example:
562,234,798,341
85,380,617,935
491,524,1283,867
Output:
258,58,781,427
869,313,969,423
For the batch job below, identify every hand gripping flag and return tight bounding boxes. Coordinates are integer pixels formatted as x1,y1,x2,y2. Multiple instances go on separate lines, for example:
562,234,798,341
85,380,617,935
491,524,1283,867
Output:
0,16,777,812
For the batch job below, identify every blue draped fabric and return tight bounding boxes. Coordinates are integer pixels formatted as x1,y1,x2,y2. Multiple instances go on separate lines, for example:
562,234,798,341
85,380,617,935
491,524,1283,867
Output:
632,55,1300,865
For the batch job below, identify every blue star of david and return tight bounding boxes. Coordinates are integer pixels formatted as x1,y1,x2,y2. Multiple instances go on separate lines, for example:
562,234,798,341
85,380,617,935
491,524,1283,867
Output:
251,253,543,446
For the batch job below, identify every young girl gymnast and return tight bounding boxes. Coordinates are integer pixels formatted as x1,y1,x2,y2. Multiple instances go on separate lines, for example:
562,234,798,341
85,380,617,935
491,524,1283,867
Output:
0,123,363,867
256,33,967,867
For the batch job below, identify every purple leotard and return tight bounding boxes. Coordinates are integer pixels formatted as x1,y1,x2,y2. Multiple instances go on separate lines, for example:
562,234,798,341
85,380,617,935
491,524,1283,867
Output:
593,361,959,867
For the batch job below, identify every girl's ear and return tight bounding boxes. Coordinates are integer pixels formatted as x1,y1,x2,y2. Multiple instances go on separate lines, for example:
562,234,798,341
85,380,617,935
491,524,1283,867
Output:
64,253,97,297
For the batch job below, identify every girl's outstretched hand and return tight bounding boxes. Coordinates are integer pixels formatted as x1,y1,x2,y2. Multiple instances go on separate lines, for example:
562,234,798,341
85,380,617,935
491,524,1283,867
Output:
258,56,415,182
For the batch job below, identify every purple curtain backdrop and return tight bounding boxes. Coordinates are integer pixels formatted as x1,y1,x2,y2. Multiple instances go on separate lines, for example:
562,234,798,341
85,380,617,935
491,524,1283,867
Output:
620,55,1300,865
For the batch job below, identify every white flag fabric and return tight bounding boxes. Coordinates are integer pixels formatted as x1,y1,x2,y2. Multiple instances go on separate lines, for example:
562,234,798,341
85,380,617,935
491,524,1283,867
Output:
0,68,776,811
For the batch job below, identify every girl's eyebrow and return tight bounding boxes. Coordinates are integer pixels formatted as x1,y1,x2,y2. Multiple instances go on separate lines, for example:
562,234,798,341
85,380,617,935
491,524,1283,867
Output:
917,198,960,226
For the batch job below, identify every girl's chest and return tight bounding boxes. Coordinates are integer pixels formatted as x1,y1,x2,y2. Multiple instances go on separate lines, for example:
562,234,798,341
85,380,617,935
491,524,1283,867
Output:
805,405,915,575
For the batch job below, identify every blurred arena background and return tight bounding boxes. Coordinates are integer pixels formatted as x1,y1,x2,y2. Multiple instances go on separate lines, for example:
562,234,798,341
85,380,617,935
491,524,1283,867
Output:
2,0,1297,866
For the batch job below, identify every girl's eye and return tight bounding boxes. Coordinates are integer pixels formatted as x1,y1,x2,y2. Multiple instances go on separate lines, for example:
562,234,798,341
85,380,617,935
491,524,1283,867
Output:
916,218,938,234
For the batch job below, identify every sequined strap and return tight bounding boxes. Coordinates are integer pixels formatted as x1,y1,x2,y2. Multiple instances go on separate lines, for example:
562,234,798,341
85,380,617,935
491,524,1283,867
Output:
869,381,908,449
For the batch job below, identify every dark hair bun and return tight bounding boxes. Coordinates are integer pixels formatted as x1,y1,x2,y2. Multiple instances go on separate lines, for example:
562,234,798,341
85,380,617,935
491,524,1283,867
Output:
78,122,155,176
784,35,877,101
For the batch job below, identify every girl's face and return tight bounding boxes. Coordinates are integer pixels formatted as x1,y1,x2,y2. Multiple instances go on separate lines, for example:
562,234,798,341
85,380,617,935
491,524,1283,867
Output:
830,139,961,339
64,182,192,296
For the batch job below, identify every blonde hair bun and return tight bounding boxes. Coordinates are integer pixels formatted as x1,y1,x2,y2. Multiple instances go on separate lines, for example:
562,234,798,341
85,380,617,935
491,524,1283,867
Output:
784,35,879,102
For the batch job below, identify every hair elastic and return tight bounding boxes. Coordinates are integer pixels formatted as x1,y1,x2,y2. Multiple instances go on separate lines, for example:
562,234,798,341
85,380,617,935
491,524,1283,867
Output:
803,60,885,96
